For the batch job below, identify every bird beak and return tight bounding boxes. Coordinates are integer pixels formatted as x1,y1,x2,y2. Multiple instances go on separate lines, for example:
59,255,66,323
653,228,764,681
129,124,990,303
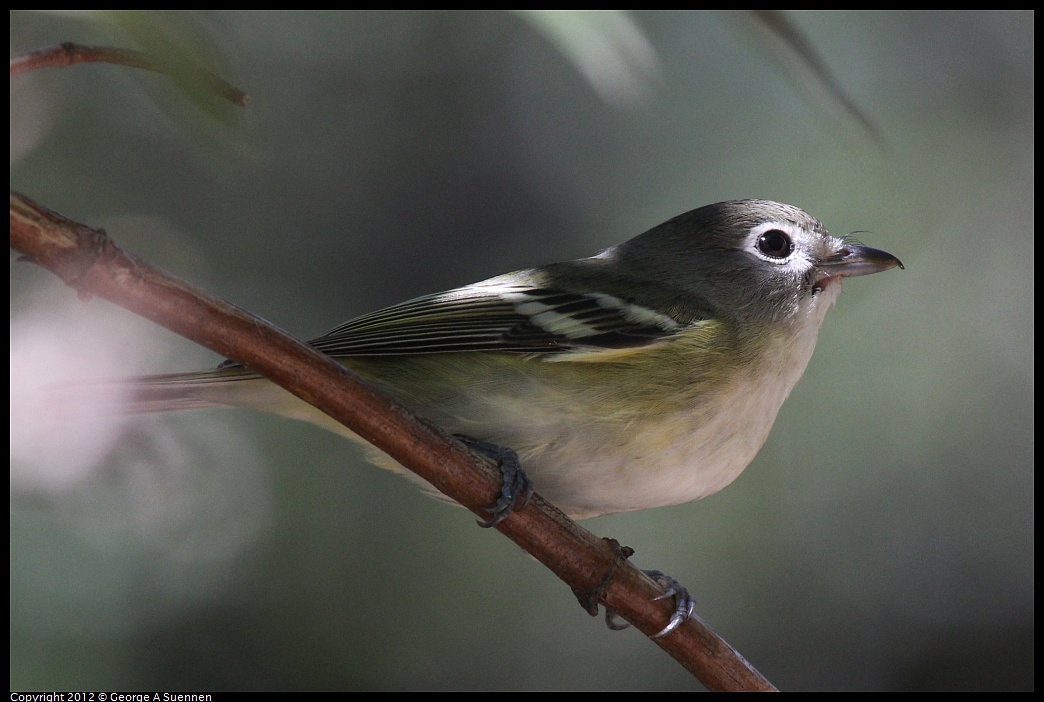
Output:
819,245,904,279
814,245,903,293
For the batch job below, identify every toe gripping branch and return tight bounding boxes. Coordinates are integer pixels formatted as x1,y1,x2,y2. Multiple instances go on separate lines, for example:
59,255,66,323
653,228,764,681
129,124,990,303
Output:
643,569,696,638
453,436,535,528
455,437,694,638
574,538,695,639
573,537,635,621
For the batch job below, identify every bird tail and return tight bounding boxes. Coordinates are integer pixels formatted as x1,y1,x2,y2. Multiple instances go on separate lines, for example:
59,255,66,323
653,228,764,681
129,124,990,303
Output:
47,367,269,417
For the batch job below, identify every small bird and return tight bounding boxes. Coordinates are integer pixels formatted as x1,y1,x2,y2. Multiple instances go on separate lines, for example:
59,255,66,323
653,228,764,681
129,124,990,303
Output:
106,200,902,523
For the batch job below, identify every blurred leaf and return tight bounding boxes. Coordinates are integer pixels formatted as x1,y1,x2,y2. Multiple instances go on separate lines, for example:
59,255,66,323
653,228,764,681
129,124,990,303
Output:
513,10,662,108
25,10,252,138
101,11,245,126
741,10,885,146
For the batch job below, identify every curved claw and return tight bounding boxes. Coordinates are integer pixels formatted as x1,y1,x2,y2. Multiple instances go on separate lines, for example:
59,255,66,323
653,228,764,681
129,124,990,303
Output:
644,570,695,638
605,610,631,631
454,435,534,528
601,569,695,637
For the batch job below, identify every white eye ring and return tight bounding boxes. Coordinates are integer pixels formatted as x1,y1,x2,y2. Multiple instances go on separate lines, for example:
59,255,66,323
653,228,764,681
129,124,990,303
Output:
747,222,803,263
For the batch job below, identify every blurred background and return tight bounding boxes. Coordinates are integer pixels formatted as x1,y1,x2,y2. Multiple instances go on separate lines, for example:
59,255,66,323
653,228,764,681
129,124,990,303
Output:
10,10,1033,691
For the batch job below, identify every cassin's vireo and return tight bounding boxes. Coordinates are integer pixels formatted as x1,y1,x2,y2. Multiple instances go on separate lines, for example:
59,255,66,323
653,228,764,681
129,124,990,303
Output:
112,200,902,520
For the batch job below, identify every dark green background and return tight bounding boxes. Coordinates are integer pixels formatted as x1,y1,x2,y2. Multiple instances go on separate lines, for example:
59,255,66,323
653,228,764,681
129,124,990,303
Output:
11,11,1033,691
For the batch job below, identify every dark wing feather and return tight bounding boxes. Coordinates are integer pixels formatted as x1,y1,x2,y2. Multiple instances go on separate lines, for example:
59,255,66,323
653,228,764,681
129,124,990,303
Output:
305,283,682,358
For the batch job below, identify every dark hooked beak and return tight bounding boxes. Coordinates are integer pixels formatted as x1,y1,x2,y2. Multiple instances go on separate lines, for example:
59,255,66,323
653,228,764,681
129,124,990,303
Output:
820,244,904,278
814,245,903,293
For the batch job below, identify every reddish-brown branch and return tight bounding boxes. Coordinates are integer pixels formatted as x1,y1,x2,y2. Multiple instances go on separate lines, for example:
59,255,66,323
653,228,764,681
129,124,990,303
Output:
10,190,777,691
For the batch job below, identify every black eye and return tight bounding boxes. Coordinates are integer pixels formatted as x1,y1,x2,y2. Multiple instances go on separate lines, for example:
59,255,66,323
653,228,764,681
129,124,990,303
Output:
757,229,793,259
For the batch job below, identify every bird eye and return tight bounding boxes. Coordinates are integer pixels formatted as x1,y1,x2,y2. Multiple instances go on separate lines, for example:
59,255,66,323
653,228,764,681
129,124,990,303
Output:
757,229,793,259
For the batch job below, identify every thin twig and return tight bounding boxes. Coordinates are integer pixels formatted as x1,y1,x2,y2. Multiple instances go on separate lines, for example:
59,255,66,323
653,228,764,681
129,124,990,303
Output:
10,42,249,105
